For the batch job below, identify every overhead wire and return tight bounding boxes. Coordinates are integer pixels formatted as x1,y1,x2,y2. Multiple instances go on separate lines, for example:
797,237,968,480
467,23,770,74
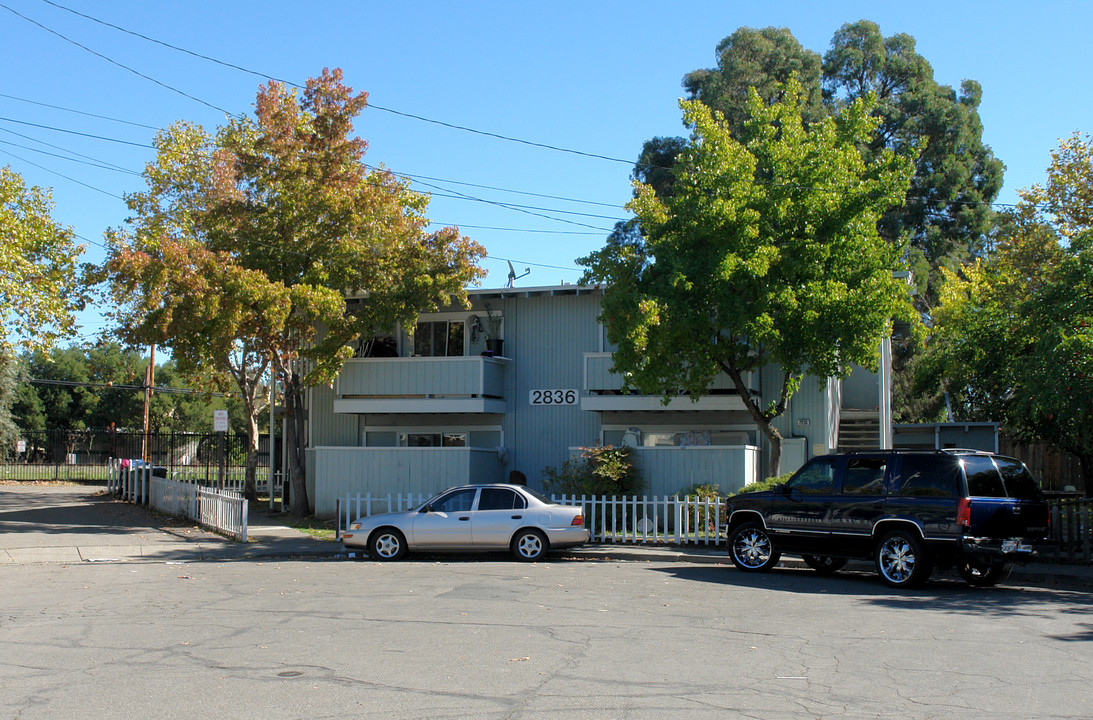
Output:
0,1,234,116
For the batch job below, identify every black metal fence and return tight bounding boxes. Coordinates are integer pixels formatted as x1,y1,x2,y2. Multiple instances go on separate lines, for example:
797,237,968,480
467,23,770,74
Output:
1,428,279,483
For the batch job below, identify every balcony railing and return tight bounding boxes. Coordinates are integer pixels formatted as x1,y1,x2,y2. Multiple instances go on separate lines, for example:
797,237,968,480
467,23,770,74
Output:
581,353,752,412
333,356,507,414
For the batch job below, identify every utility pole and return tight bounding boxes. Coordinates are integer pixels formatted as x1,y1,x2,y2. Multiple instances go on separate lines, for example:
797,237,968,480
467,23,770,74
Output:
141,344,156,463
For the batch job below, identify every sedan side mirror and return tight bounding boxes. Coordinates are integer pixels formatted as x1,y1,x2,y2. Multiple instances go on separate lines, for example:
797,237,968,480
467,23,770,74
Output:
419,505,432,513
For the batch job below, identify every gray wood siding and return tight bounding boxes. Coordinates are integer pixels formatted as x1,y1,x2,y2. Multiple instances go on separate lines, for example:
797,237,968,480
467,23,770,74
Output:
310,384,359,447
507,292,602,485
337,356,506,397
630,446,759,495
584,353,747,392
311,447,505,517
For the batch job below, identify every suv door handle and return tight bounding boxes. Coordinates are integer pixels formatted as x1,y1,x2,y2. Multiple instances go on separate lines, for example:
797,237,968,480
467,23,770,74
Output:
511,515,523,520
459,516,470,521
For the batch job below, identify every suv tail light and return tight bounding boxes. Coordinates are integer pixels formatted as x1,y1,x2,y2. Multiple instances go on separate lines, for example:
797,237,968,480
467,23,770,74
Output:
571,514,585,526
956,497,971,529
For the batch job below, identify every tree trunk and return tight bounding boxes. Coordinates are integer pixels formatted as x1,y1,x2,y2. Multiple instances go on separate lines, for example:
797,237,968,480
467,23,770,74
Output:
283,371,310,515
243,411,260,504
724,364,792,478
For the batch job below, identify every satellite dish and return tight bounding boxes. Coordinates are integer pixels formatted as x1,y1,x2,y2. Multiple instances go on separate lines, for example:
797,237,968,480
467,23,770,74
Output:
505,260,531,288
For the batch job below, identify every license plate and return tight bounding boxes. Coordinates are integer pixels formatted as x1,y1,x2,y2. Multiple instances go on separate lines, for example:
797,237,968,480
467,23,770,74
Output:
1001,540,1032,553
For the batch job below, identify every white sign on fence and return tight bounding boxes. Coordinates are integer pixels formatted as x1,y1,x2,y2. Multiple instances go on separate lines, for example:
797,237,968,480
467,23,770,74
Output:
213,410,229,432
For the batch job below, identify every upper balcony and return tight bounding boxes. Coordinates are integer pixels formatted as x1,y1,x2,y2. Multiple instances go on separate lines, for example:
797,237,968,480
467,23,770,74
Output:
581,352,753,412
333,356,508,414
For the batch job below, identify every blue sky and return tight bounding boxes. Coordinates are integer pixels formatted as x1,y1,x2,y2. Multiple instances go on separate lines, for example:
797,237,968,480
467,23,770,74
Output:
2,1,1091,342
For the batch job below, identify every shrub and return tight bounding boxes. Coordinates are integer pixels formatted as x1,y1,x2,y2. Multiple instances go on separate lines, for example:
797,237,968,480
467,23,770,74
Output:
541,445,642,496
732,473,792,496
679,482,722,534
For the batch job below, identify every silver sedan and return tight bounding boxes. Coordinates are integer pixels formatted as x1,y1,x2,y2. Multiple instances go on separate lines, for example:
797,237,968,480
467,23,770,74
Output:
341,484,589,562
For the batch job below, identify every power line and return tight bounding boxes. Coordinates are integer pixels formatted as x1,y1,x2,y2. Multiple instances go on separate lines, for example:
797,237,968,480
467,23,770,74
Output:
0,125,141,174
0,1,234,116
28,376,225,396
0,137,141,176
368,165,624,209
431,222,604,236
0,147,125,199
0,116,153,148
0,91,159,130
33,0,637,166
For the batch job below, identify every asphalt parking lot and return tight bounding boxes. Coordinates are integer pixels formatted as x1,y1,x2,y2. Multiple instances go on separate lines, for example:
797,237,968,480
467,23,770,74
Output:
2,485,1092,719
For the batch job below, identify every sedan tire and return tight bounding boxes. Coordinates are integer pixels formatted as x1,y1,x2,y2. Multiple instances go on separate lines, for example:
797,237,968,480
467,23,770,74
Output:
369,528,408,561
875,529,932,588
728,522,781,572
511,529,548,562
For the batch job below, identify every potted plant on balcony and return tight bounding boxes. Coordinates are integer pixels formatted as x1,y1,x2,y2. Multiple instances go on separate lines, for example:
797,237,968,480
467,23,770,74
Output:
483,302,504,357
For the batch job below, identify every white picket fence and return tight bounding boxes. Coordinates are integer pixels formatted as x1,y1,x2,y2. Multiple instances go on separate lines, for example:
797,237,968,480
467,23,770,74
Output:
109,458,249,541
554,494,724,545
335,491,724,546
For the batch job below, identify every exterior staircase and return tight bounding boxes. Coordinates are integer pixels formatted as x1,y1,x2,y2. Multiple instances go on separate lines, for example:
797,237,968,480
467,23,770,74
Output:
837,410,881,453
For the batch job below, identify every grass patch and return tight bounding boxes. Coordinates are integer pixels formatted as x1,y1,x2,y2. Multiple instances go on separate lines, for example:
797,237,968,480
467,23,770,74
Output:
285,517,338,542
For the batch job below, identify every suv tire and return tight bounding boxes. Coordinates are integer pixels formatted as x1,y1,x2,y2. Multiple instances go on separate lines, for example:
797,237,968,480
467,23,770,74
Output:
802,555,848,574
728,521,781,572
875,529,932,588
958,559,1013,587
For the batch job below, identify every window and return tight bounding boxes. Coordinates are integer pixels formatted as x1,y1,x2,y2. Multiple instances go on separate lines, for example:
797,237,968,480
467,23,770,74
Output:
400,433,466,448
478,488,525,511
892,456,960,498
414,320,464,357
842,457,887,495
430,489,477,513
995,458,1044,500
787,457,836,494
963,456,1006,497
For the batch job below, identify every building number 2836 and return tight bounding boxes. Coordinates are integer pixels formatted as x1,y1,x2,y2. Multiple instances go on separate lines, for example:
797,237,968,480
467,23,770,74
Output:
529,389,578,406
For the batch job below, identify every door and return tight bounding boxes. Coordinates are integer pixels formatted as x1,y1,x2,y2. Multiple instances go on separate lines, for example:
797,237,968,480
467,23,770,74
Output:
471,487,527,548
411,488,478,548
828,454,888,555
767,456,838,553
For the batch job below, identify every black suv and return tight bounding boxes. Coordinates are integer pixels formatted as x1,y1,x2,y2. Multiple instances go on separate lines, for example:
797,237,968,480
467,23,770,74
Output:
724,450,1050,588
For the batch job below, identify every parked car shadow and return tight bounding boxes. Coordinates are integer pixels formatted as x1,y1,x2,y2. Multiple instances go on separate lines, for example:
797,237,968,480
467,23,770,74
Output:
650,562,1093,637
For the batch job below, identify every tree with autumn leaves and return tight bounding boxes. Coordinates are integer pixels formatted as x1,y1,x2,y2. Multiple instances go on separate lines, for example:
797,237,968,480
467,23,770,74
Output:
103,69,485,513
923,133,1093,493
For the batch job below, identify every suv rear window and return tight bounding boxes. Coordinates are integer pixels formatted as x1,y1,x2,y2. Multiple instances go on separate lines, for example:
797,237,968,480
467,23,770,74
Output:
963,455,1007,497
994,457,1045,500
891,455,960,498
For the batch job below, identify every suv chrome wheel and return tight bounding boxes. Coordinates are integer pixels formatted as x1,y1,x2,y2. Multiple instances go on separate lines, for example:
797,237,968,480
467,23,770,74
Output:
875,529,931,588
729,522,781,571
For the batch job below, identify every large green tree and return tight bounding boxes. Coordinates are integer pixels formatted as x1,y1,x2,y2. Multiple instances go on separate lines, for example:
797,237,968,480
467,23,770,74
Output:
103,69,485,512
1,166,87,451
924,133,1093,492
581,80,916,475
0,166,86,352
628,22,1002,424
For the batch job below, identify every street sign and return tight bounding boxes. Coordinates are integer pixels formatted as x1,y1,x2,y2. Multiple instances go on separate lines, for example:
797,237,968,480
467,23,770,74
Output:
213,410,229,432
